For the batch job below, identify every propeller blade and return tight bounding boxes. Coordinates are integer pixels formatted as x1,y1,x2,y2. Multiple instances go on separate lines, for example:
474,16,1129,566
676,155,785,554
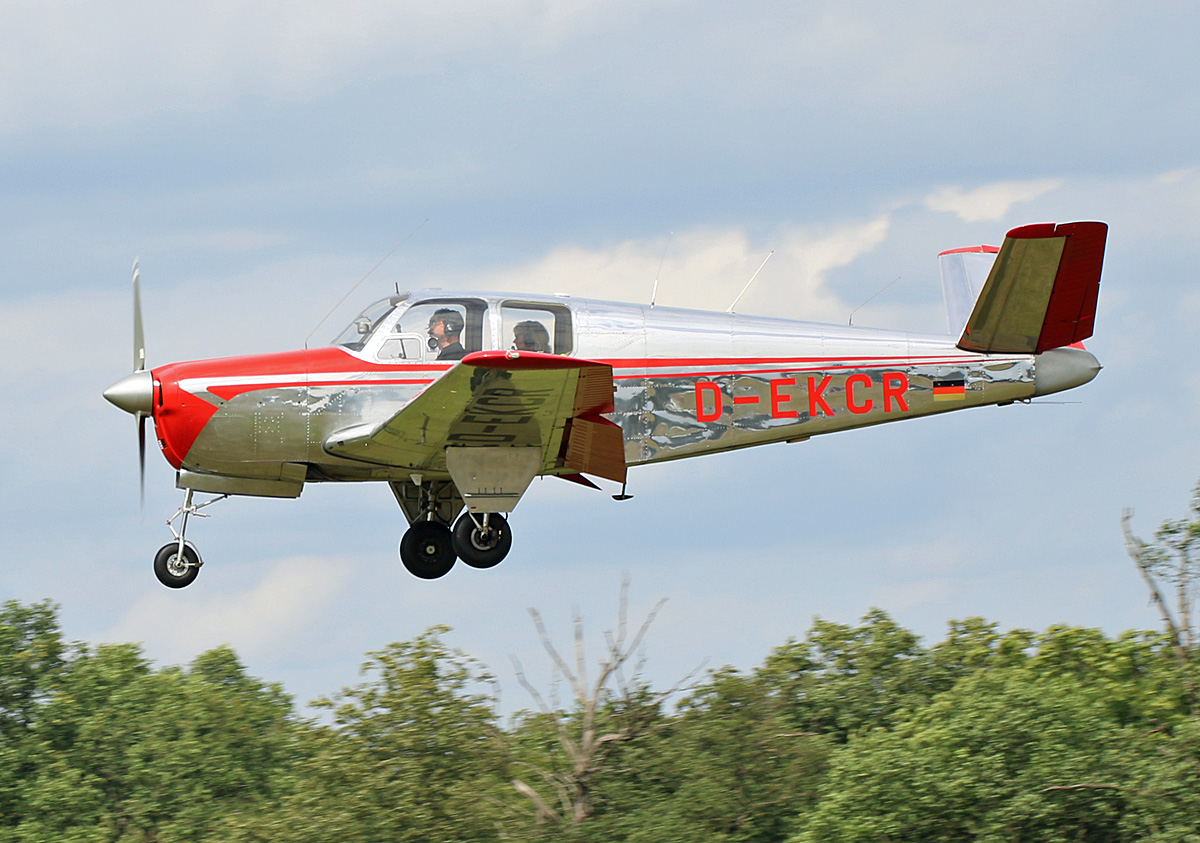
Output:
133,259,145,373
138,413,147,510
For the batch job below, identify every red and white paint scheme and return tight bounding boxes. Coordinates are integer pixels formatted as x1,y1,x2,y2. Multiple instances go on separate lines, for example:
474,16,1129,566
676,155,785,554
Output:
105,221,1106,587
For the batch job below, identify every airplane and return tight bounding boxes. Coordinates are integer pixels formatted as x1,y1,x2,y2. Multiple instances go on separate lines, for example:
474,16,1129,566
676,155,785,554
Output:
104,221,1106,588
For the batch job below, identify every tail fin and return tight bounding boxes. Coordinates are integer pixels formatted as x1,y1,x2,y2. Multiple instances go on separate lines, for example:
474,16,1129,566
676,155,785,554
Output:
956,221,1107,355
939,245,999,336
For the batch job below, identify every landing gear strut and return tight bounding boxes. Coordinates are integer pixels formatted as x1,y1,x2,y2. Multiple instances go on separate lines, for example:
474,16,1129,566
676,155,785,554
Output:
393,477,460,580
153,489,227,589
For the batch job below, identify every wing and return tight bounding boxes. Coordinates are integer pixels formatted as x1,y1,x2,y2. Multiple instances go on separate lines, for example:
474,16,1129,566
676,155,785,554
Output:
957,221,1107,354
323,350,626,483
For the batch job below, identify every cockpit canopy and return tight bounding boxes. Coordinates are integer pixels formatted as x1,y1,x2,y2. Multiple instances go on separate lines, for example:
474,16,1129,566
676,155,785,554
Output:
331,293,573,361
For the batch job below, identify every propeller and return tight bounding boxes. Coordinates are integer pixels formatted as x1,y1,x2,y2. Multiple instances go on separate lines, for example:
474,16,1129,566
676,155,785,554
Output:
133,260,145,372
103,260,154,508
133,260,146,507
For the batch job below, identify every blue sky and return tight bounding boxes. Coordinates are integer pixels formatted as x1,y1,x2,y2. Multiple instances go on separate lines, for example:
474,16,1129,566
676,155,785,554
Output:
2,1,1198,710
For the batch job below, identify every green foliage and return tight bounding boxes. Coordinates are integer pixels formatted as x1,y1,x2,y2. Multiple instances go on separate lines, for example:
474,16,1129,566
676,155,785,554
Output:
0,600,63,738
760,608,962,740
606,669,829,843
1,597,1198,843
15,643,295,842
791,623,1197,843
793,668,1132,842
0,600,64,833
223,626,510,843
1121,717,1200,842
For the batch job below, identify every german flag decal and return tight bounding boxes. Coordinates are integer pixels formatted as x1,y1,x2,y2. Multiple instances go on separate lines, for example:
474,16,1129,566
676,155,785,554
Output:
932,377,966,401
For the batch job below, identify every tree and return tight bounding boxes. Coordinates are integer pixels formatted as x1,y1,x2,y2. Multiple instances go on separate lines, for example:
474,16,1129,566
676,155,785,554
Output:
0,600,64,835
14,643,295,842
222,626,509,843
759,609,953,741
1120,716,1200,841
790,622,1196,843
508,580,680,830
1123,479,1200,656
793,663,1132,842
1123,477,1200,707
598,667,830,843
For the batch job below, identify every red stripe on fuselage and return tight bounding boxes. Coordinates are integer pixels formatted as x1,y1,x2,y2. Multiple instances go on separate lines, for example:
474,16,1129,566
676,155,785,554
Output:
599,353,981,369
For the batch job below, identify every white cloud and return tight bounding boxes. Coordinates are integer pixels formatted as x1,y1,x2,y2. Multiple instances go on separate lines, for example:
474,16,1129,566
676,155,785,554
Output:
923,179,1064,223
458,215,892,322
98,555,352,666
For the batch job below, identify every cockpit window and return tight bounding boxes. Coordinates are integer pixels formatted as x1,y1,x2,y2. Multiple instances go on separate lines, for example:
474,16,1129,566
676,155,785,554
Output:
501,301,573,355
331,296,406,350
391,299,489,362
384,298,488,362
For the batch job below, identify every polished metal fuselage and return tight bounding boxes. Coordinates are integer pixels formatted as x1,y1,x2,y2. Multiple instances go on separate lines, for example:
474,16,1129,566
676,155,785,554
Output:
152,290,1088,492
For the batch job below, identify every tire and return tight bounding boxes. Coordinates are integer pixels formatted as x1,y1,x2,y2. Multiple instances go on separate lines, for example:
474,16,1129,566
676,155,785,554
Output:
452,512,512,569
154,543,201,588
399,521,457,579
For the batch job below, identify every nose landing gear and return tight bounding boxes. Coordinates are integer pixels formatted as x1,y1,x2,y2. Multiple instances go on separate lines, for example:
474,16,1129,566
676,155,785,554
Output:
152,489,227,588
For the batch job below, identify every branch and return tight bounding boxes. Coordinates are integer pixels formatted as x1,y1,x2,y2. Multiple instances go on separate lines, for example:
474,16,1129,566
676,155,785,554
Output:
529,607,585,700
510,655,552,716
1040,783,1122,793
511,778,563,825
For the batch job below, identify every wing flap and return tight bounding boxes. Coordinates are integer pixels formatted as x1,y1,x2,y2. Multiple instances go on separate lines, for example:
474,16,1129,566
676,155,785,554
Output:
957,221,1107,354
563,414,627,483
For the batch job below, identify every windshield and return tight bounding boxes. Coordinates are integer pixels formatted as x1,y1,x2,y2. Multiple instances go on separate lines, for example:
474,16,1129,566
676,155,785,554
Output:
330,296,406,350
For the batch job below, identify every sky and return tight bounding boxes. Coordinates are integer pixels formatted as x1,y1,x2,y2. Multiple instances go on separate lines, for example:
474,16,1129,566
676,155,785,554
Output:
2,0,1199,713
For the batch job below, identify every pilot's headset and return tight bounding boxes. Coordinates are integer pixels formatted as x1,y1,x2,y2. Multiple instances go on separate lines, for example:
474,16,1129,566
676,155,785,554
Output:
427,309,465,350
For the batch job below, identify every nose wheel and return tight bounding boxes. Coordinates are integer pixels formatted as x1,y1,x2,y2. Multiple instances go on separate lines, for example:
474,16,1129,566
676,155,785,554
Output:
153,543,201,588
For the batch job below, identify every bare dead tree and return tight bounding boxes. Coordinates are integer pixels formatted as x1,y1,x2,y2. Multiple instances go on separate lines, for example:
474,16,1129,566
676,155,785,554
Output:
1123,509,1189,663
1123,489,1200,708
508,578,691,827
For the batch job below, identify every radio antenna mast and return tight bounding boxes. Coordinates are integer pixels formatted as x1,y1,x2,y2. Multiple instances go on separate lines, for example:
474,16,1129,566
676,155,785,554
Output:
650,231,674,309
847,275,901,326
305,219,429,348
726,250,774,314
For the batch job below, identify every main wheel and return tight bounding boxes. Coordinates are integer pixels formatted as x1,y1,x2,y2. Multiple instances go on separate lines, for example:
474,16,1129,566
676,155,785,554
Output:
153,543,201,589
452,512,512,569
399,521,457,579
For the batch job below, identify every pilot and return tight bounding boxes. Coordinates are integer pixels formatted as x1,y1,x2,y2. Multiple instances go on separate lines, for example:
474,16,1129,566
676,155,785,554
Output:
512,320,551,353
428,309,466,360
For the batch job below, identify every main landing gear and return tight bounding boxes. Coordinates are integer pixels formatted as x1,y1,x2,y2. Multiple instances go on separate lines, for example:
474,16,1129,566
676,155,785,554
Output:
397,513,512,579
152,489,227,589
393,477,512,580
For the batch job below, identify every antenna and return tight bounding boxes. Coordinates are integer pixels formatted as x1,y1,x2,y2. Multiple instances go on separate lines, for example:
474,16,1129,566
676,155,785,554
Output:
650,231,673,309
304,219,429,348
726,251,774,314
847,275,901,326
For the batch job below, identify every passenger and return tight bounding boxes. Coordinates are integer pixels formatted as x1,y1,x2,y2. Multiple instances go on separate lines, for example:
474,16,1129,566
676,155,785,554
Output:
428,309,466,360
512,320,552,353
